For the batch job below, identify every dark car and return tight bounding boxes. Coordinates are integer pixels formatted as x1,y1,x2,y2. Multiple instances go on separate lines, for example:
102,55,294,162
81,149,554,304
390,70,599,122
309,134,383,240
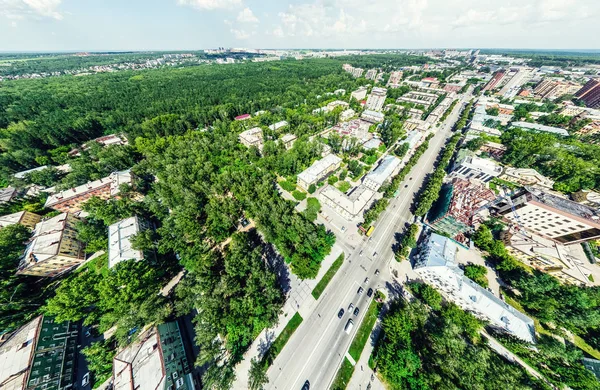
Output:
404,184,408,188
302,380,310,390
374,269,380,275
338,308,345,318
357,287,364,295
367,288,374,297
353,307,360,316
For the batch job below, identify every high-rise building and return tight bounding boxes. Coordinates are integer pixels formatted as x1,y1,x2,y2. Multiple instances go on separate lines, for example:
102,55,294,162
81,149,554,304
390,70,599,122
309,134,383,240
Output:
575,78,600,109
365,69,377,80
494,187,600,245
350,86,368,101
387,71,403,87
365,87,387,111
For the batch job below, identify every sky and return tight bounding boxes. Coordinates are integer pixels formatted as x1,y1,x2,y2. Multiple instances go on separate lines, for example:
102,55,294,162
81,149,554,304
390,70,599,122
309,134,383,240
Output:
0,0,599,51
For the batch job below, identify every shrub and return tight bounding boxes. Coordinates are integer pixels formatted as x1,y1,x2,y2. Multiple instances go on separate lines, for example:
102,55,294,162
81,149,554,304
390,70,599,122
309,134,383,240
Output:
292,190,307,201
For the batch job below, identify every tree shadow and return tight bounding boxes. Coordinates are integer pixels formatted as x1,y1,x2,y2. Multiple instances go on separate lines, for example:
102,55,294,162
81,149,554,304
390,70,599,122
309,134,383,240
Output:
256,329,276,359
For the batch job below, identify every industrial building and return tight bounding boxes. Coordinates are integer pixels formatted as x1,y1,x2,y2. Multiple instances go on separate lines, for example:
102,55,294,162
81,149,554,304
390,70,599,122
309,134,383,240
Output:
18,213,84,277
113,322,196,390
494,187,600,245
415,232,536,344
297,154,343,191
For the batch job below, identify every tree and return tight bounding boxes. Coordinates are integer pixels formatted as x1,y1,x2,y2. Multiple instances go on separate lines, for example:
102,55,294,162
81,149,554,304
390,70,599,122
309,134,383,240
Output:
307,184,316,194
248,357,269,390
464,264,488,288
81,339,116,387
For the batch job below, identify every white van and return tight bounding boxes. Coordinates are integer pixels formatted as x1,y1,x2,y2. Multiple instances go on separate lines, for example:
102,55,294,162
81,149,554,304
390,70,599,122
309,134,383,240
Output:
344,319,354,334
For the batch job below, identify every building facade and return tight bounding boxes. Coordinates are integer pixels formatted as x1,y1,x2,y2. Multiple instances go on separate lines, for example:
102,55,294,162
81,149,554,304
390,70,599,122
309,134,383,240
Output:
575,78,600,109
350,86,368,101
0,211,42,229
363,155,401,191
365,87,387,112
297,154,342,190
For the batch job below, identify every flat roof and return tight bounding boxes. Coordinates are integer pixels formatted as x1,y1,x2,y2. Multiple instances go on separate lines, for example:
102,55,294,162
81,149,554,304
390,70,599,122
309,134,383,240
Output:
20,213,76,270
297,154,342,184
523,187,600,225
0,316,42,390
511,121,569,136
0,211,25,228
45,170,132,208
365,155,401,186
108,216,144,269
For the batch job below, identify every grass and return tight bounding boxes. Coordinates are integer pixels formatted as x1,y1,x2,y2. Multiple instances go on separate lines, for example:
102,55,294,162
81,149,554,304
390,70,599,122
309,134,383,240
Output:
573,334,600,360
311,254,344,299
336,180,351,192
348,298,381,361
330,357,354,390
262,312,303,366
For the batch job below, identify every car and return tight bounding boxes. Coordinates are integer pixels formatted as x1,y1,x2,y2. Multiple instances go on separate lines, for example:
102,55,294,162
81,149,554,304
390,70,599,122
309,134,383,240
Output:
374,269,380,275
404,184,408,188
341,226,346,232
373,252,378,257
353,307,360,316
364,277,369,284
302,380,310,390
409,177,413,180
338,308,345,318
359,250,363,256
367,288,374,297
344,319,354,334
348,303,354,311
357,287,364,295
82,373,90,387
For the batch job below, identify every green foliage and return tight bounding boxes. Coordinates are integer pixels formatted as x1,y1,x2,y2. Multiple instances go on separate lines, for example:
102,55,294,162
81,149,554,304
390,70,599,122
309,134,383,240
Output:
501,127,600,192
371,300,541,390
279,180,296,192
395,223,419,260
336,180,351,193
439,99,458,122
292,190,307,201
303,197,321,221
486,107,500,116
464,136,486,151
409,282,443,310
422,93,447,120
363,198,389,226
331,357,354,390
464,264,489,288
248,357,269,390
394,142,410,158
348,298,382,361
414,132,462,216
81,338,116,388
347,160,364,178
383,135,432,199
312,253,344,300
307,183,316,194
328,175,339,185
261,312,303,367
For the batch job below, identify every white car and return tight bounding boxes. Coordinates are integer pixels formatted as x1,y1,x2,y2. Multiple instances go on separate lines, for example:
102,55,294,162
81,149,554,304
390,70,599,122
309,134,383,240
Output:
82,373,90,387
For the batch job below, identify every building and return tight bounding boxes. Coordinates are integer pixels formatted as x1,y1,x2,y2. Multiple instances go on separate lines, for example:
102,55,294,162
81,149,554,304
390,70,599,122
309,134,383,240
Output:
45,170,133,213
0,211,41,229
510,121,569,136
68,134,128,157
268,121,288,131
575,78,600,109
483,70,505,92
571,189,600,209
365,69,377,80
397,91,439,108
387,71,403,87
363,155,401,191
330,119,372,142
340,108,356,121
17,213,84,277
479,141,507,159
0,186,18,204
582,358,600,381
500,168,555,189
234,113,252,121
350,86,368,101
450,151,502,183
334,89,346,96
407,108,424,120
534,79,580,100
365,87,387,112
113,322,196,390
351,68,364,78
498,68,533,98
280,133,297,150
360,109,385,124
320,184,375,221
108,216,147,269
238,127,264,150
326,100,350,111
415,232,536,343
297,154,343,191
427,179,496,238
494,187,600,245
0,315,78,390
421,77,439,88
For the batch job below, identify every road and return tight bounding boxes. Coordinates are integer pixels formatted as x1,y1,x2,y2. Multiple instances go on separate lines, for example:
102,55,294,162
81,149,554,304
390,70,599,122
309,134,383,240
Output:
266,92,472,390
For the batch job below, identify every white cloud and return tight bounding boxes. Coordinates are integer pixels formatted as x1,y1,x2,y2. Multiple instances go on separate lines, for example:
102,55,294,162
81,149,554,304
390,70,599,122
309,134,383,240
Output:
230,28,250,39
177,0,241,11
0,0,63,20
237,7,258,23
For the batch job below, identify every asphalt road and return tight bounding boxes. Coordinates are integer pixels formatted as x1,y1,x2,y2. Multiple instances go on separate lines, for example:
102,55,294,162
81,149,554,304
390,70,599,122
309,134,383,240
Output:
266,92,471,390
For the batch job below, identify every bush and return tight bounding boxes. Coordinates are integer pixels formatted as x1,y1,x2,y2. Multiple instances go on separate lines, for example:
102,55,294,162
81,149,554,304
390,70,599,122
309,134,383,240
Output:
336,180,351,192
303,197,321,221
328,175,338,185
464,264,488,288
338,169,347,181
307,184,316,194
292,190,306,201
280,180,296,192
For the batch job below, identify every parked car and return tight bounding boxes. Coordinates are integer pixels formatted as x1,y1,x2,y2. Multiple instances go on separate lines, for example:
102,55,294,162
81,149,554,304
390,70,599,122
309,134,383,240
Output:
302,380,310,390
357,287,364,295
367,288,374,297
338,308,345,318
353,307,360,316
82,373,90,387
364,277,369,284
374,269,380,275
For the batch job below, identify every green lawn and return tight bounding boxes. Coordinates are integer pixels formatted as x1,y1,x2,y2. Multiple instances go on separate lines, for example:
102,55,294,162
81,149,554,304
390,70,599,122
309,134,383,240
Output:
331,357,354,390
262,312,303,366
348,299,381,361
311,254,344,299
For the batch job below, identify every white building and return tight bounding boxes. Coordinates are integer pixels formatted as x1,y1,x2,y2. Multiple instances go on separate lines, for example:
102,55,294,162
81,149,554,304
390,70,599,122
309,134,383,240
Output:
363,155,401,191
108,216,146,269
340,108,356,121
510,121,569,136
500,168,555,189
450,152,502,183
351,86,368,101
387,71,403,87
361,109,385,123
239,127,264,150
297,154,343,191
365,87,387,112
320,184,375,221
415,232,536,344
268,121,288,131
280,133,297,150
365,69,378,80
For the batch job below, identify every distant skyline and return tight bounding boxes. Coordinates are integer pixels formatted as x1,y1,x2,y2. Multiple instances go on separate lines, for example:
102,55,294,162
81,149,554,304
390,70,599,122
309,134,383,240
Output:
1,0,599,52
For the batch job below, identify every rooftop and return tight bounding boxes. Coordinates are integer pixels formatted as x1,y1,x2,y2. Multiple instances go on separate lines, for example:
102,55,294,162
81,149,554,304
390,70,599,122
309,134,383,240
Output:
297,154,342,184
268,121,288,131
511,121,569,136
0,187,18,203
20,213,78,270
0,211,26,228
0,316,42,390
114,328,164,390
523,187,600,224
365,155,401,186
45,170,132,208
108,216,145,269
320,184,375,217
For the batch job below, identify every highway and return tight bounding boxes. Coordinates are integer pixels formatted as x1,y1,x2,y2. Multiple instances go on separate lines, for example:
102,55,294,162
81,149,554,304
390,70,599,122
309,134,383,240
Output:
267,92,472,390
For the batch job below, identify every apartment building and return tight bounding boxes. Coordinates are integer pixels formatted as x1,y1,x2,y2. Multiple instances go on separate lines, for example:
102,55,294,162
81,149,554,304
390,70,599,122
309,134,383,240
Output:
450,151,502,183
494,187,600,245
320,184,375,221
340,108,356,121
415,232,536,343
387,71,403,87
0,186,18,204
350,86,368,101
365,69,377,80
534,79,580,100
363,155,401,191
239,127,264,150
68,133,128,157
297,154,343,191
0,211,41,229
360,109,385,124
17,213,84,277
365,87,387,112
45,170,133,213
280,133,297,150
0,315,78,390
113,322,196,390
108,216,148,269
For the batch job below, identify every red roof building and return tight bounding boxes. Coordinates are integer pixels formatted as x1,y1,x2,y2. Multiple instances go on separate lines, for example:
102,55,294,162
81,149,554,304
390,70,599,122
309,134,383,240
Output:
234,114,252,121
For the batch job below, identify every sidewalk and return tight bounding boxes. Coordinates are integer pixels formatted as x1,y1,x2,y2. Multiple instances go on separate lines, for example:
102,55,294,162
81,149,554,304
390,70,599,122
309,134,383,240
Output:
231,244,344,389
